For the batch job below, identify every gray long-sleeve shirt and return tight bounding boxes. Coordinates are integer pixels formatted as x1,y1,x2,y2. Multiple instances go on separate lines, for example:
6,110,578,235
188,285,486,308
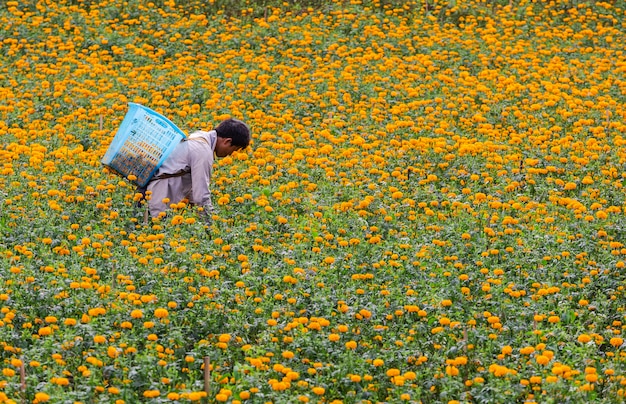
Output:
147,130,216,218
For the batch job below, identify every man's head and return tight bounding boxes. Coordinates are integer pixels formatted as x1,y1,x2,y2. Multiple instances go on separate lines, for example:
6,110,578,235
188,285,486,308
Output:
214,118,251,157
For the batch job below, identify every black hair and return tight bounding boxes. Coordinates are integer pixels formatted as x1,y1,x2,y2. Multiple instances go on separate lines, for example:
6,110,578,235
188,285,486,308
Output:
215,118,251,149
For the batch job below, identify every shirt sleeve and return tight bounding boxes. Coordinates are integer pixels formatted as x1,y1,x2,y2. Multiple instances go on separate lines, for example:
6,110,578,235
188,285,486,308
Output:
187,140,214,211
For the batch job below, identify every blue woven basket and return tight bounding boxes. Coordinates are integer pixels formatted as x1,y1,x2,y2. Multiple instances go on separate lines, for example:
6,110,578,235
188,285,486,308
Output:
102,103,186,187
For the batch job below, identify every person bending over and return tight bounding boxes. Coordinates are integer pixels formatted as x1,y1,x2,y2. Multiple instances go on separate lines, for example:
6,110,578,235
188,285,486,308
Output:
145,118,250,219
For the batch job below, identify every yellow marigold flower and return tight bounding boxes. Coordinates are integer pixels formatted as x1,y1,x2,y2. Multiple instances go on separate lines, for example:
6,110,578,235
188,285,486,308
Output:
489,364,510,377
392,375,406,386
431,326,444,334
108,346,120,358
286,371,299,381
34,392,50,402
270,381,288,391
188,391,207,401
520,346,535,355
580,383,594,392
311,386,325,395
548,315,560,324
154,308,169,318
564,182,577,190
581,176,594,184
143,389,160,398
93,335,106,344
446,366,459,376
38,327,52,336
386,368,401,377
171,215,184,225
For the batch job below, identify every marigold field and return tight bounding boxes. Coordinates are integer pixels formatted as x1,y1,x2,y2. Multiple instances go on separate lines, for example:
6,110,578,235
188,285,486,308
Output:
1,0,625,402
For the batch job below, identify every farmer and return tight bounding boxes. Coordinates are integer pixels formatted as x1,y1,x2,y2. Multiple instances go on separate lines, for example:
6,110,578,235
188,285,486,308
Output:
143,118,250,219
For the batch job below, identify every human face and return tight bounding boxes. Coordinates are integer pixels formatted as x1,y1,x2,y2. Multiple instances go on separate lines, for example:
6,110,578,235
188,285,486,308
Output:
214,137,242,157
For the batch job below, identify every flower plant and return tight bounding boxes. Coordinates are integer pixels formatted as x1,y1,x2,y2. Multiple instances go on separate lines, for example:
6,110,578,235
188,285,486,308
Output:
0,0,625,403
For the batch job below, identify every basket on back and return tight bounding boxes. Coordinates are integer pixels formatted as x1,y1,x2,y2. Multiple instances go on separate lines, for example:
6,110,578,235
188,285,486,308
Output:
102,103,187,187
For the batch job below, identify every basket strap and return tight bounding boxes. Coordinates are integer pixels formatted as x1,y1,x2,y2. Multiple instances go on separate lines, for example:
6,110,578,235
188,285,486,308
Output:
148,137,206,183
185,137,210,145
152,170,190,181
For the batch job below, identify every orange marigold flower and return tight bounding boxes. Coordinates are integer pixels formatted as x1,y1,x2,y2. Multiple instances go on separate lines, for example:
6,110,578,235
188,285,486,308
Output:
143,389,160,398
38,327,52,336
386,368,401,377
536,355,550,365
311,387,325,395
93,335,106,344
34,393,50,402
